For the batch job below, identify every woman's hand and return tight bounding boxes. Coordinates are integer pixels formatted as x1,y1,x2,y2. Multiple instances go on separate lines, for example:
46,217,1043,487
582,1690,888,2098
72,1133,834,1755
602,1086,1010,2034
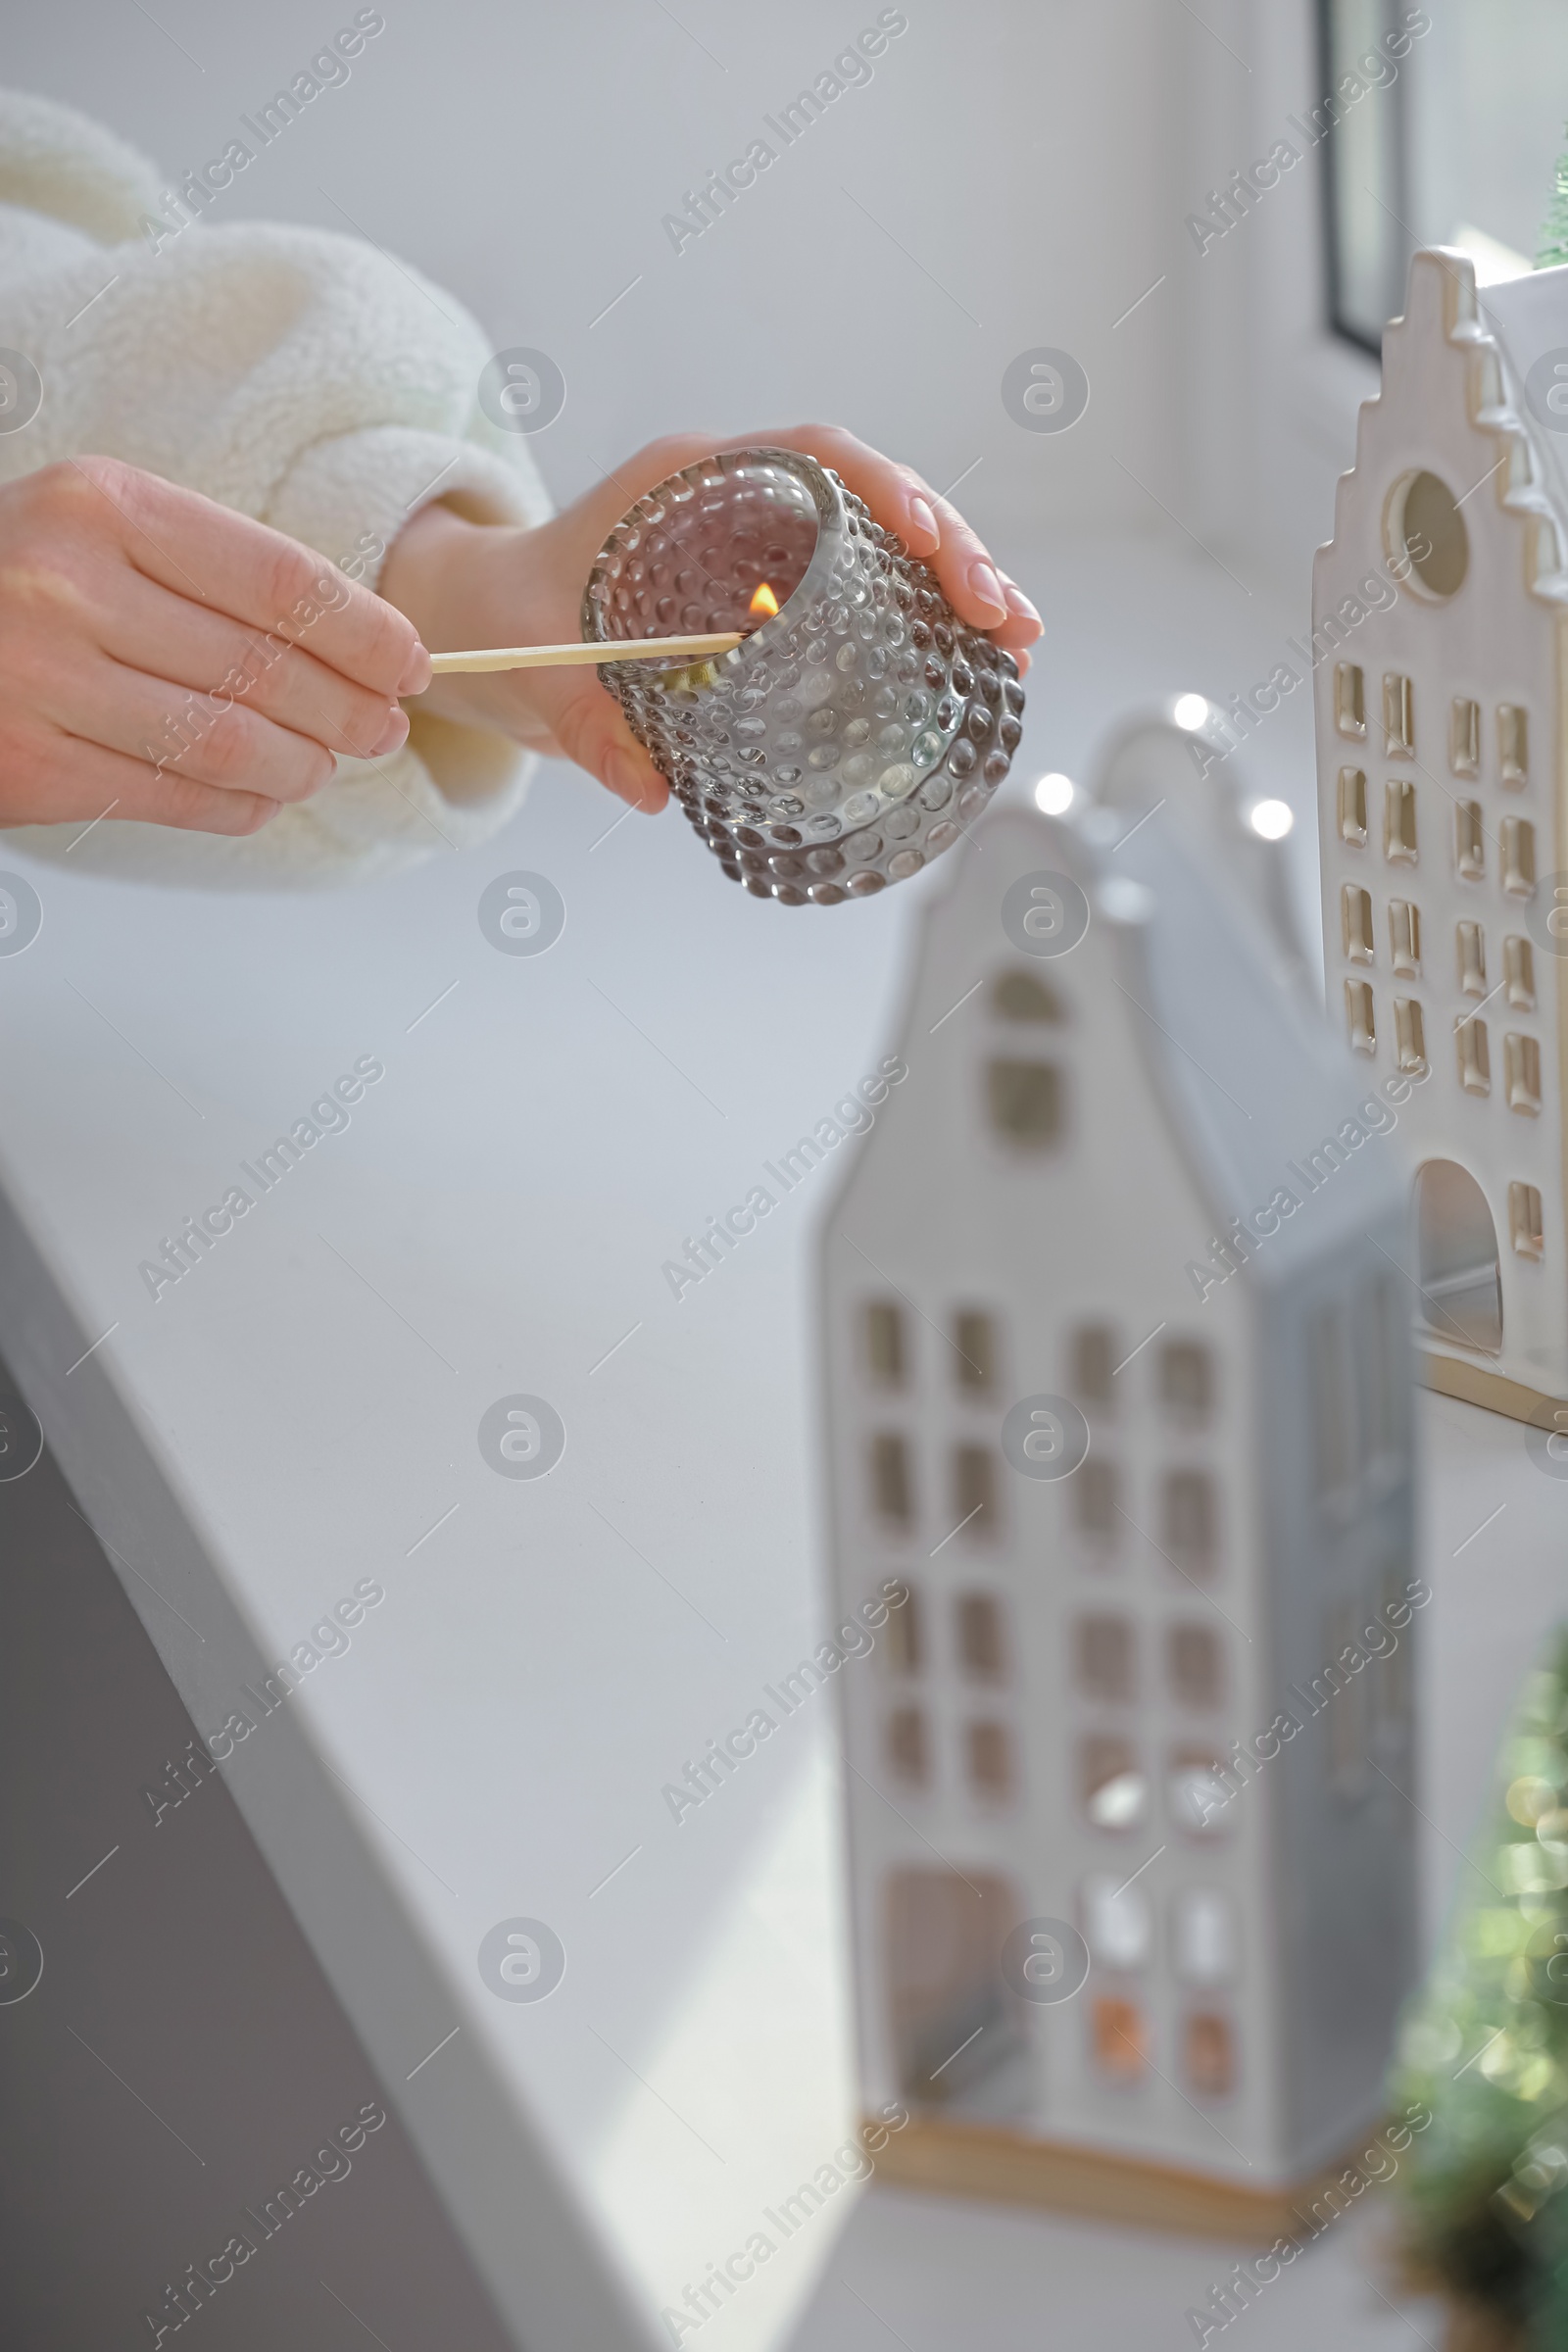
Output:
380,426,1043,813
0,459,430,834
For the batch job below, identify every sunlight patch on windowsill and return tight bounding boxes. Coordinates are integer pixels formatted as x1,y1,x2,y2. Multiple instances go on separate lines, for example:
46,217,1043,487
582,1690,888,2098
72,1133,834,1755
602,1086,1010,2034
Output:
1453,221,1533,286
588,1740,860,2350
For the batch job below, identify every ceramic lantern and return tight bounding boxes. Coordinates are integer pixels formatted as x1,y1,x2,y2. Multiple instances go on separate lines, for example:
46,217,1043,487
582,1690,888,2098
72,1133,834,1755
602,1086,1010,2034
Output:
1313,245,1568,1428
817,782,1420,2233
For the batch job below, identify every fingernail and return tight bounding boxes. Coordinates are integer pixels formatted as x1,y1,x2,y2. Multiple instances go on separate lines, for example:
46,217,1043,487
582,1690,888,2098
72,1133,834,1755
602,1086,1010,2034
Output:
396,642,430,697
369,706,411,758
606,749,653,806
967,560,1006,618
906,495,938,543
1002,580,1042,627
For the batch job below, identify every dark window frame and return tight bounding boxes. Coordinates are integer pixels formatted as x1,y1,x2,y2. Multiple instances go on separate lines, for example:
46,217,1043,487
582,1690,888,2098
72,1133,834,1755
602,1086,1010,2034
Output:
1316,0,1412,358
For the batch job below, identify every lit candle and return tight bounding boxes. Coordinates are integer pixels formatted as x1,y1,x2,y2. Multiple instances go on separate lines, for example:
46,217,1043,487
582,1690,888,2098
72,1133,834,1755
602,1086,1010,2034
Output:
582,448,1024,906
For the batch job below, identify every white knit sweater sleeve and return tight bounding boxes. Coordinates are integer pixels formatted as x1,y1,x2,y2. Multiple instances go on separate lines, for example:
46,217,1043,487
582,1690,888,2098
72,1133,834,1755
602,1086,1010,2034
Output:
0,86,553,889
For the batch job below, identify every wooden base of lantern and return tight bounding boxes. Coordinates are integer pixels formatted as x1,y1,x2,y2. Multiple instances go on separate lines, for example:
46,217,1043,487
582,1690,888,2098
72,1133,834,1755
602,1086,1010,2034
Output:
867,2113,1386,2242
1418,1348,1568,1431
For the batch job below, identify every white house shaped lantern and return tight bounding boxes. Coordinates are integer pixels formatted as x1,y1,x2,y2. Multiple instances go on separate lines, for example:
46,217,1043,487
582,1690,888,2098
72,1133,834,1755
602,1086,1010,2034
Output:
818,799,1422,2232
1314,244,1568,1423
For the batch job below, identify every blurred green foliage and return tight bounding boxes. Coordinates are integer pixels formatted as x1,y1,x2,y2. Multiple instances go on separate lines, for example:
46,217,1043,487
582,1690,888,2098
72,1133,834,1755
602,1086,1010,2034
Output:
1394,1635,1568,2346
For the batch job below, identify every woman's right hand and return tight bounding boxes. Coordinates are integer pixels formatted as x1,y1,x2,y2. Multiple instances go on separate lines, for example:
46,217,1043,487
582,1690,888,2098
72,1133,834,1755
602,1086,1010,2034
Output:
0,458,431,834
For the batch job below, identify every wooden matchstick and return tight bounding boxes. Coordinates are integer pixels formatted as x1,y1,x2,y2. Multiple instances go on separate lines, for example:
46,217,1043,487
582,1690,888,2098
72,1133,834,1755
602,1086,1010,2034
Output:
424,631,746,676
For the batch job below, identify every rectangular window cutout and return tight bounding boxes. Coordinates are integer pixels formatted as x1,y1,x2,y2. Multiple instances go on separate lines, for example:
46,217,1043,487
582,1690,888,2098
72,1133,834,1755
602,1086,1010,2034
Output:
1327,1601,1370,1798
1505,935,1537,1011
1160,1340,1213,1424
863,1301,905,1387
1362,1275,1410,1473
964,1721,1014,1804
1455,800,1485,880
886,1583,924,1674
1167,1747,1231,1838
1505,1033,1542,1116
1341,883,1374,963
1457,1017,1491,1096
993,969,1063,1023
1309,1302,1358,1495
1389,899,1421,977
1172,1888,1237,1985
952,1308,996,1395
1499,703,1529,787
1081,1874,1152,1971
1450,696,1480,777
1456,921,1486,998
1334,662,1365,740
1384,778,1417,862
870,1433,914,1529
1161,1470,1217,1579
986,1057,1061,1147
1080,1735,1147,1833
1394,997,1427,1075
1510,1181,1545,1261
951,1445,1000,1539
1074,1459,1120,1545
1074,1612,1135,1703
1167,1622,1224,1711
883,1868,1022,2110
1091,1994,1148,2082
1184,2013,1236,2100
1072,1324,1116,1408
1502,815,1537,897
1384,671,1414,756
956,1592,1007,1682
1345,978,1376,1056
1374,1558,1413,1747
1338,765,1368,844
886,1705,929,1788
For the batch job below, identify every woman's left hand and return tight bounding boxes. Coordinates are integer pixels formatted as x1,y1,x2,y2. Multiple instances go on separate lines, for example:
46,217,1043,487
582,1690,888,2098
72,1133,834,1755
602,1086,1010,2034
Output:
378,426,1043,813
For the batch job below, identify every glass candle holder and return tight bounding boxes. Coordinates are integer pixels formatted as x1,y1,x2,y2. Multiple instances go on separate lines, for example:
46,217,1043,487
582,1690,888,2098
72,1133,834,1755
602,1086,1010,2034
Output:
581,447,1024,905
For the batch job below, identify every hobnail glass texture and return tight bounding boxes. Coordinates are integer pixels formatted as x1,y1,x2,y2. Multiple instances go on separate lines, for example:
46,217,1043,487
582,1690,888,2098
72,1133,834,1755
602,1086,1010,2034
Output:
581,448,1025,905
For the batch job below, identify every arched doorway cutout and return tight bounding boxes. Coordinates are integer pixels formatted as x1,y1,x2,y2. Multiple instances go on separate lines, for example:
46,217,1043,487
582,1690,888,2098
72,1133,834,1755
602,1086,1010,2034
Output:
1413,1160,1502,1354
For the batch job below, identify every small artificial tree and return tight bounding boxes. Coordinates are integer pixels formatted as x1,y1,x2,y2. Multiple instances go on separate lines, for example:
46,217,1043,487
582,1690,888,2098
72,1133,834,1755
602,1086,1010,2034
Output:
1538,124,1568,269
1393,1634,1568,2347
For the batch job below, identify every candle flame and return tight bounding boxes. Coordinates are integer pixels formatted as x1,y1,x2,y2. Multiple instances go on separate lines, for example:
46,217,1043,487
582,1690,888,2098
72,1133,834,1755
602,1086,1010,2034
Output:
748,581,780,618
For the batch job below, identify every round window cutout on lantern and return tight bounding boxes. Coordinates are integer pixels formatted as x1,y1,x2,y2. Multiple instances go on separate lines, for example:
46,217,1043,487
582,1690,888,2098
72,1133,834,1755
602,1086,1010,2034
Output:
1386,468,1469,599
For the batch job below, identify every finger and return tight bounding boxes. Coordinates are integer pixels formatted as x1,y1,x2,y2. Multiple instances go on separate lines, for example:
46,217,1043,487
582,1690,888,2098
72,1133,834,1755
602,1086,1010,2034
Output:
724,424,936,551
69,458,430,700
98,570,411,762
112,583,412,761
712,427,1044,641
60,654,338,805
900,488,1043,642
990,571,1044,655
16,724,278,836
607,428,942,568
918,492,1012,626
533,674,668,811
583,430,1041,657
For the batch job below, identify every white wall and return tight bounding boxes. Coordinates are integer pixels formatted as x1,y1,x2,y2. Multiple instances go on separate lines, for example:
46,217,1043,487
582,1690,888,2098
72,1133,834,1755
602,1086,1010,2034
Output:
1181,0,1382,593
10,0,1208,569
12,0,1401,634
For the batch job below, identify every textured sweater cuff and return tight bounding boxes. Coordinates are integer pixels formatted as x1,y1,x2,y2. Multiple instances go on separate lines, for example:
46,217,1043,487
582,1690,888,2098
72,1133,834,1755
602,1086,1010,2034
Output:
266,423,549,837
266,423,545,582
